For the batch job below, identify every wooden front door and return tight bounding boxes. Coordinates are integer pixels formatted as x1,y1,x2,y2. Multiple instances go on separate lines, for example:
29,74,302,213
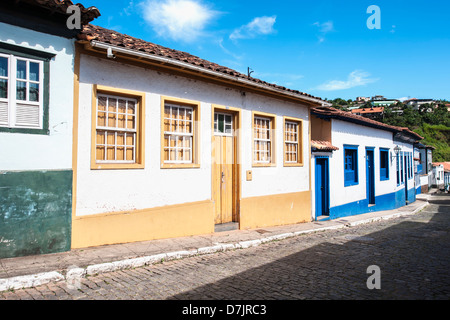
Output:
212,112,236,225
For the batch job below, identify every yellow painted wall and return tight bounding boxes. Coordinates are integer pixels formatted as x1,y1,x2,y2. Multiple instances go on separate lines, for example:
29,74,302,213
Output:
239,191,312,230
72,200,214,249
311,115,332,142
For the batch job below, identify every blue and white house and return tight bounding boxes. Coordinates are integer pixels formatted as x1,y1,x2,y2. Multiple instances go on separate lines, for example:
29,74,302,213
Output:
0,0,99,259
310,107,423,221
415,143,434,194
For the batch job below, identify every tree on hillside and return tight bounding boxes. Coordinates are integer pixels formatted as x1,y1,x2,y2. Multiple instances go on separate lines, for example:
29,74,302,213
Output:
379,102,450,161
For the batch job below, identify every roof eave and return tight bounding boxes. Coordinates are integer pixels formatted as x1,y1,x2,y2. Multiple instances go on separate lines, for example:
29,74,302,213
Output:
84,40,328,107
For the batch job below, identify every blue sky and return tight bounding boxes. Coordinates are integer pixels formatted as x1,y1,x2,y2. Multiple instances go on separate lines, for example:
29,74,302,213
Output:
82,0,450,101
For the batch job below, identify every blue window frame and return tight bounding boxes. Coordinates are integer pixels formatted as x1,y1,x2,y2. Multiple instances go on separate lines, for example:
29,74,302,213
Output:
409,153,413,179
344,145,358,186
396,153,400,185
380,148,389,181
400,152,404,185
407,152,411,179
397,151,405,186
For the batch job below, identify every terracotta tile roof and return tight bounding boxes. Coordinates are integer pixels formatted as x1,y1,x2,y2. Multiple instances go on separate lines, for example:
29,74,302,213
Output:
78,24,327,105
351,107,385,114
311,106,423,141
17,0,100,24
311,140,339,151
433,162,450,172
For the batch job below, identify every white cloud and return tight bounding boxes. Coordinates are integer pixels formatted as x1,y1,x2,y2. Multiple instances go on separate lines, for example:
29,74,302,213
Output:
121,1,135,16
141,0,217,42
313,21,334,43
230,16,277,41
313,21,334,33
316,70,379,91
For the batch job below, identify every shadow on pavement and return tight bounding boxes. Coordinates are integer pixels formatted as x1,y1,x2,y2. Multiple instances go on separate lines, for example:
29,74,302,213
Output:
170,197,450,300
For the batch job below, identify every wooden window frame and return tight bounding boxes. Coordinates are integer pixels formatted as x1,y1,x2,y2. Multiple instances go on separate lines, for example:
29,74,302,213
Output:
252,111,276,167
161,96,201,169
283,116,303,167
91,84,145,170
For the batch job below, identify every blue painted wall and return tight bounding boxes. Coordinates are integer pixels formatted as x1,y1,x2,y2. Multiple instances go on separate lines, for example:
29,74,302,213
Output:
327,187,416,220
416,186,422,195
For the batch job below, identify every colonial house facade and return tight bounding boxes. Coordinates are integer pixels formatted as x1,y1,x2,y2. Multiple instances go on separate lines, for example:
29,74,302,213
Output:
310,107,423,221
70,25,328,249
0,0,100,258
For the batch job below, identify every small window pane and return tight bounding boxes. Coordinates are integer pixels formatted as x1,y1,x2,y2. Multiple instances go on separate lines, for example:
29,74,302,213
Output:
108,98,117,113
118,99,127,113
16,81,26,100
218,114,224,133
116,133,125,146
29,83,39,102
97,112,106,126
98,96,107,111
96,146,105,160
0,79,7,99
0,57,8,77
108,112,116,127
17,60,27,80
117,147,125,161
118,113,126,128
29,62,40,82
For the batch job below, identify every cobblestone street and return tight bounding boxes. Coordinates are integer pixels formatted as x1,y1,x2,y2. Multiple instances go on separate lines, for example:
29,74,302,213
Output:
1,197,449,301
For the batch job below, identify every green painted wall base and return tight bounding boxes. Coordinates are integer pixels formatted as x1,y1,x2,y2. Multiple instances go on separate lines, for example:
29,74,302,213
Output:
0,170,72,259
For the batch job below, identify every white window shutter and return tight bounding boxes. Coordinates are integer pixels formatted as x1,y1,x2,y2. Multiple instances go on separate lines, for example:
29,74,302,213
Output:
15,103,40,128
0,101,8,125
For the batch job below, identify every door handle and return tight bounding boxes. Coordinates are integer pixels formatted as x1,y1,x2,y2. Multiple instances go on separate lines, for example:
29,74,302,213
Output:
222,172,225,184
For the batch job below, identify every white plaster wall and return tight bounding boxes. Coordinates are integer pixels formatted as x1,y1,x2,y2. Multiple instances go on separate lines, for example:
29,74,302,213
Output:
76,55,310,216
0,23,74,171
330,120,400,208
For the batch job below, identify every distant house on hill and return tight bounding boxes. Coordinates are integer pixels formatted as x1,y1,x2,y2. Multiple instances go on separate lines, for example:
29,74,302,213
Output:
350,107,385,120
404,98,436,110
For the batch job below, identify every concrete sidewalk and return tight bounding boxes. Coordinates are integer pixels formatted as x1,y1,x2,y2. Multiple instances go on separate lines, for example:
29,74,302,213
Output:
0,195,432,292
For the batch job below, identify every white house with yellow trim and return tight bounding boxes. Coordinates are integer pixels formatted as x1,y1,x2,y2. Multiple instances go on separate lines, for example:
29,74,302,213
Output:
71,24,329,249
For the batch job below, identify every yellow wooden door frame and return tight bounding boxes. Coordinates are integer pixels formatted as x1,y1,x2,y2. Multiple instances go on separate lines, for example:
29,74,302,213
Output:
211,105,241,225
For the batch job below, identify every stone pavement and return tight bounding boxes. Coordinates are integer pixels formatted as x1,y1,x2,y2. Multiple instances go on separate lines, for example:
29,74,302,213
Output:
0,194,433,292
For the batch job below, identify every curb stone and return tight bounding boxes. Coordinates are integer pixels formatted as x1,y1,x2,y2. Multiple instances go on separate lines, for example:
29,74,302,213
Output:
0,201,429,292
0,272,64,292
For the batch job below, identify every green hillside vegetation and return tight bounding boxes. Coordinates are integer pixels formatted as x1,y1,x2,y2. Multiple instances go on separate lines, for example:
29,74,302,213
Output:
324,99,450,162
381,103,450,162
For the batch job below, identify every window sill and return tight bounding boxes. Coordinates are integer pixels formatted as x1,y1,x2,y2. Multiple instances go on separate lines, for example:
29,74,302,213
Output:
0,126,49,135
161,163,200,169
344,182,359,187
284,163,304,167
91,163,145,170
252,163,276,168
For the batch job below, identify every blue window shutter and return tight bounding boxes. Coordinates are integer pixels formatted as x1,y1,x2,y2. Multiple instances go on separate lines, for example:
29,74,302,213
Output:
344,146,358,186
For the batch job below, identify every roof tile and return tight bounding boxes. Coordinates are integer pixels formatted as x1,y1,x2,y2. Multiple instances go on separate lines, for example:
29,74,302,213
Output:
78,24,327,104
